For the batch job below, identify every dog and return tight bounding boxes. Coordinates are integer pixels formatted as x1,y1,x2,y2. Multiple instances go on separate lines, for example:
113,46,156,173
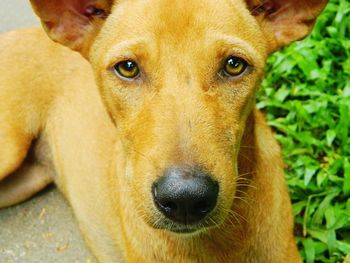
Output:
0,0,328,262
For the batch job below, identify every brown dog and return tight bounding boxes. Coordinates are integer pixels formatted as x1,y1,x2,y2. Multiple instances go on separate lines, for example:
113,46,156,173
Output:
0,0,328,262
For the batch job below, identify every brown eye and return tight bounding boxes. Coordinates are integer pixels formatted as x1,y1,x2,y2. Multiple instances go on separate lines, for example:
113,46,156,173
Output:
223,57,248,77
113,60,140,79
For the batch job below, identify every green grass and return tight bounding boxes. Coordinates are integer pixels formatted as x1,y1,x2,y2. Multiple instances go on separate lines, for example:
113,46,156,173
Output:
257,0,350,262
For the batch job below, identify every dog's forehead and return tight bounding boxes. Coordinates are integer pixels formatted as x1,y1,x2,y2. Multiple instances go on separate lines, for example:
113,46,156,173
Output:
115,0,254,36
97,0,265,57
136,0,249,29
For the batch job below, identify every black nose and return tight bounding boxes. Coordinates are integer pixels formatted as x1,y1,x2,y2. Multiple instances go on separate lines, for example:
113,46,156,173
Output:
152,166,219,224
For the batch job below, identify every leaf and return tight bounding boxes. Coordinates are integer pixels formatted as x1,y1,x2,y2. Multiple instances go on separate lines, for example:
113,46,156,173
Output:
336,241,350,254
303,238,316,263
326,129,336,146
274,85,290,102
305,166,318,186
344,80,350,97
308,229,328,243
343,158,350,196
325,206,336,229
312,189,340,226
326,229,337,254
293,200,307,215
316,170,328,187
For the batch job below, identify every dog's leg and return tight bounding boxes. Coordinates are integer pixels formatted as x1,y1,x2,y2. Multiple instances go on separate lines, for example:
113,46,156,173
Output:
0,106,44,208
0,127,31,181
0,121,54,208
0,162,53,208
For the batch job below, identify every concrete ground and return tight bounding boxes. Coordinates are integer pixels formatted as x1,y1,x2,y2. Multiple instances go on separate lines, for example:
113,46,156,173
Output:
0,1,96,262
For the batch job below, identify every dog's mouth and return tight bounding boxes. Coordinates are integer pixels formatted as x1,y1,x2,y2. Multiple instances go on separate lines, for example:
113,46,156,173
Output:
150,214,219,235
154,224,207,235
156,224,200,234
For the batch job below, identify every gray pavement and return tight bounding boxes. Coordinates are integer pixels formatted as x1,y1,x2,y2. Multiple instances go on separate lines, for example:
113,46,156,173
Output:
0,1,38,32
0,1,96,262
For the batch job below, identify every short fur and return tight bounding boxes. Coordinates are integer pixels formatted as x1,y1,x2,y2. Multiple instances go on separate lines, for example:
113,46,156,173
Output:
0,0,327,262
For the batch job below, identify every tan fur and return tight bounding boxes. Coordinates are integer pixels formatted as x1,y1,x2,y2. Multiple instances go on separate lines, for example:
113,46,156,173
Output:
0,0,327,262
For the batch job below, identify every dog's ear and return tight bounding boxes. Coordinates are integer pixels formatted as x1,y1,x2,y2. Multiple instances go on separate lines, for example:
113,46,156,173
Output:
30,0,113,55
246,0,328,52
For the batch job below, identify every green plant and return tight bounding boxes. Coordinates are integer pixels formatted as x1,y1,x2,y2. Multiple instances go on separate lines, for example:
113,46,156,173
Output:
257,0,350,262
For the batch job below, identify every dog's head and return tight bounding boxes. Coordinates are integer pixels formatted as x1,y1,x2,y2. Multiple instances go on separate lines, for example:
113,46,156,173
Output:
31,0,327,234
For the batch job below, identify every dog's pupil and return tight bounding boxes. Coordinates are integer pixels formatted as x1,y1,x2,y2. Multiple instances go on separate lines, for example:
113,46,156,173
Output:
85,6,105,18
227,58,241,68
123,61,135,71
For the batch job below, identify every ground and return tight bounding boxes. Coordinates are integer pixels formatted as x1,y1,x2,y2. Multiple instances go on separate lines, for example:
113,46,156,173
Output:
0,1,96,262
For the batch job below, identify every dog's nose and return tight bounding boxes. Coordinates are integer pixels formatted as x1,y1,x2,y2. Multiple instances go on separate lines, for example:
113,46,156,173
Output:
152,166,219,225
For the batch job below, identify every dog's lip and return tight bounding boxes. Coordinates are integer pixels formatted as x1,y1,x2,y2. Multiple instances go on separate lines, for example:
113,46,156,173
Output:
169,228,198,234
157,225,201,234
150,211,220,234
152,220,211,234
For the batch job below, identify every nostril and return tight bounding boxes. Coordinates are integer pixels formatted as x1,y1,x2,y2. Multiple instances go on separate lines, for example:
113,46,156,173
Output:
193,201,212,214
161,201,178,212
152,184,178,213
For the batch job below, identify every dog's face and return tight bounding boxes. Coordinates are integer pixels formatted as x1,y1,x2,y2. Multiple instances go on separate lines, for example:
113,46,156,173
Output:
90,0,267,233
31,0,327,234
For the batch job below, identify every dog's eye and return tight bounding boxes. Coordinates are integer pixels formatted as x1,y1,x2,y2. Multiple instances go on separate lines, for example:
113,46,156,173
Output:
113,60,140,80
223,57,248,77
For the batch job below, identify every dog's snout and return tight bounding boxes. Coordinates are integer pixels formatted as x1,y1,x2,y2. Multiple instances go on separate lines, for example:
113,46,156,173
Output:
152,166,219,225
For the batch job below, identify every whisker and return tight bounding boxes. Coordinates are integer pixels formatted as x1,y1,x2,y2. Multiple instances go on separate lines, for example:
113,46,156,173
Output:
236,183,257,190
237,171,257,177
238,153,255,164
226,210,243,229
208,216,232,236
231,210,247,223
234,189,252,196
239,145,257,149
233,195,251,207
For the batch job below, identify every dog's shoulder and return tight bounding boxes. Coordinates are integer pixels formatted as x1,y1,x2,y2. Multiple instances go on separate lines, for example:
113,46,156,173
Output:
0,27,87,70
0,27,92,96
